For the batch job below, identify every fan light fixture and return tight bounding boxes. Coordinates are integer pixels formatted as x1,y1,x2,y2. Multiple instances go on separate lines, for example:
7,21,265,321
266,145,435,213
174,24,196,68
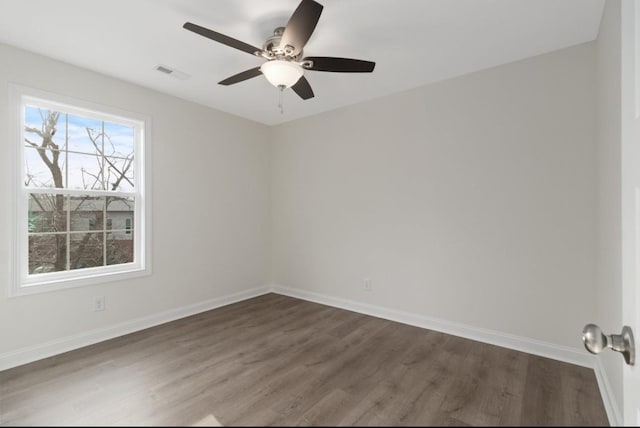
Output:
260,60,303,88
183,0,376,102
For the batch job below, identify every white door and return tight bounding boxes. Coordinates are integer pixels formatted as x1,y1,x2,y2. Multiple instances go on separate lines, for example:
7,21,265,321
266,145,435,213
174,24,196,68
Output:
622,0,640,424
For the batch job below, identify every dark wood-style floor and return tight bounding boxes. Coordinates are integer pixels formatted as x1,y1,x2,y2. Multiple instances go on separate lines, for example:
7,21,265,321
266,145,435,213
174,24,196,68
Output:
0,293,608,426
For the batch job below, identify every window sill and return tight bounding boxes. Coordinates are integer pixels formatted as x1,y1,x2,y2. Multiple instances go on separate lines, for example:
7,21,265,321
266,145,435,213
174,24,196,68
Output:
9,265,151,297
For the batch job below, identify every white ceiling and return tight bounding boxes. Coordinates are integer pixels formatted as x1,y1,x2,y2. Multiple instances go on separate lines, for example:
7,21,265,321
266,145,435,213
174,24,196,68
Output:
0,0,605,126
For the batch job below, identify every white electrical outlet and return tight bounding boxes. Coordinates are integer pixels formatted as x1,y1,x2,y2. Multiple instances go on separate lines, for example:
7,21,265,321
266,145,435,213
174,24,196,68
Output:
364,278,372,291
93,296,105,312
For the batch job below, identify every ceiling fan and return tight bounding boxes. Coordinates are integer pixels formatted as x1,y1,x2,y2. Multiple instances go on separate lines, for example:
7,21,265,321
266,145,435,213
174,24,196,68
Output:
183,0,375,100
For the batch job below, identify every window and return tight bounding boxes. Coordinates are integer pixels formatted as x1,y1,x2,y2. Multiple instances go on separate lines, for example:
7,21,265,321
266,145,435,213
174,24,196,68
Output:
10,85,151,295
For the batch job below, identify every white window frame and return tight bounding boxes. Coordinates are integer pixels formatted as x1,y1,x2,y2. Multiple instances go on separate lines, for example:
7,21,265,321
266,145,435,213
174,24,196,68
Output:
9,84,152,296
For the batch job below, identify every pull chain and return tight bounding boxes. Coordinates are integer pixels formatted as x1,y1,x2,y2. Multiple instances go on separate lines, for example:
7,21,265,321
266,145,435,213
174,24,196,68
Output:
277,85,285,114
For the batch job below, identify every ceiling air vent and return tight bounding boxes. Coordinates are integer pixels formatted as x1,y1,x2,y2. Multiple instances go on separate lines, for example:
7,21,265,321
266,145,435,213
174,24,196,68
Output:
154,64,190,80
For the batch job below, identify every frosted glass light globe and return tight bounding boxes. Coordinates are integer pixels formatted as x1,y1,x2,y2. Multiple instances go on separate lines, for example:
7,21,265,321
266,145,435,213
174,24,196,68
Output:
260,60,303,88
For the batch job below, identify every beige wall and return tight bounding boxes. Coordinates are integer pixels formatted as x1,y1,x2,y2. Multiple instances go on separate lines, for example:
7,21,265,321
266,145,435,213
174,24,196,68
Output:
271,42,597,348
0,43,271,356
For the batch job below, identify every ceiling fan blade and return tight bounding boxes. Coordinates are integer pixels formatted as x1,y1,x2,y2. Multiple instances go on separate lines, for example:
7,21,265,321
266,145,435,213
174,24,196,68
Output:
291,76,314,100
183,22,263,56
303,57,376,73
280,0,323,57
218,67,263,85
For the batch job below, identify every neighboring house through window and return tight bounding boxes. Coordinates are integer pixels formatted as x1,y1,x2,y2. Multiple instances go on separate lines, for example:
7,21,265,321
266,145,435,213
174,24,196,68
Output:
10,85,151,295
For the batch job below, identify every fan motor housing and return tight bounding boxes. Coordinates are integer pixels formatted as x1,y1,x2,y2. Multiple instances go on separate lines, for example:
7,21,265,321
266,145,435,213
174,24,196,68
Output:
263,27,302,59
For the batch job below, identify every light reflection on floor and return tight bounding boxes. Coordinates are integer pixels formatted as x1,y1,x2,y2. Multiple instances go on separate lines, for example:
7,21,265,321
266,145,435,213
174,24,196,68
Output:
191,413,223,426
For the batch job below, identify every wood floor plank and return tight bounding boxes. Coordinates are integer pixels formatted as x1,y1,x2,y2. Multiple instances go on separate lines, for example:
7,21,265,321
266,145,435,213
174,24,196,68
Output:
0,293,608,426
521,355,571,425
294,388,360,426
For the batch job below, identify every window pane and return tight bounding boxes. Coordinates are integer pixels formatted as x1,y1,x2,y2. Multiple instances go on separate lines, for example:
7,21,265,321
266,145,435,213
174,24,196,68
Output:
69,231,104,269
106,233,133,265
105,155,135,192
24,107,66,150
106,196,134,265
29,234,66,274
106,196,133,225
69,196,104,231
29,193,67,233
103,122,134,158
24,107,66,189
25,106,54,135
67,114,104,155
24,146,66,189
67,152,107,190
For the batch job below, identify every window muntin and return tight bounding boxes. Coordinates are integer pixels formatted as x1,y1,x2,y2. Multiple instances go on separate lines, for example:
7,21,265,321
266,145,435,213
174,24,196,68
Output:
12,87,149,295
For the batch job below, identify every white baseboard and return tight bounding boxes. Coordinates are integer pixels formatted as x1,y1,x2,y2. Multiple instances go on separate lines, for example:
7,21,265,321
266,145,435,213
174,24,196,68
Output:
0,284,595,372
593,358,622,426
0,285,270,372
270,285,594,368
